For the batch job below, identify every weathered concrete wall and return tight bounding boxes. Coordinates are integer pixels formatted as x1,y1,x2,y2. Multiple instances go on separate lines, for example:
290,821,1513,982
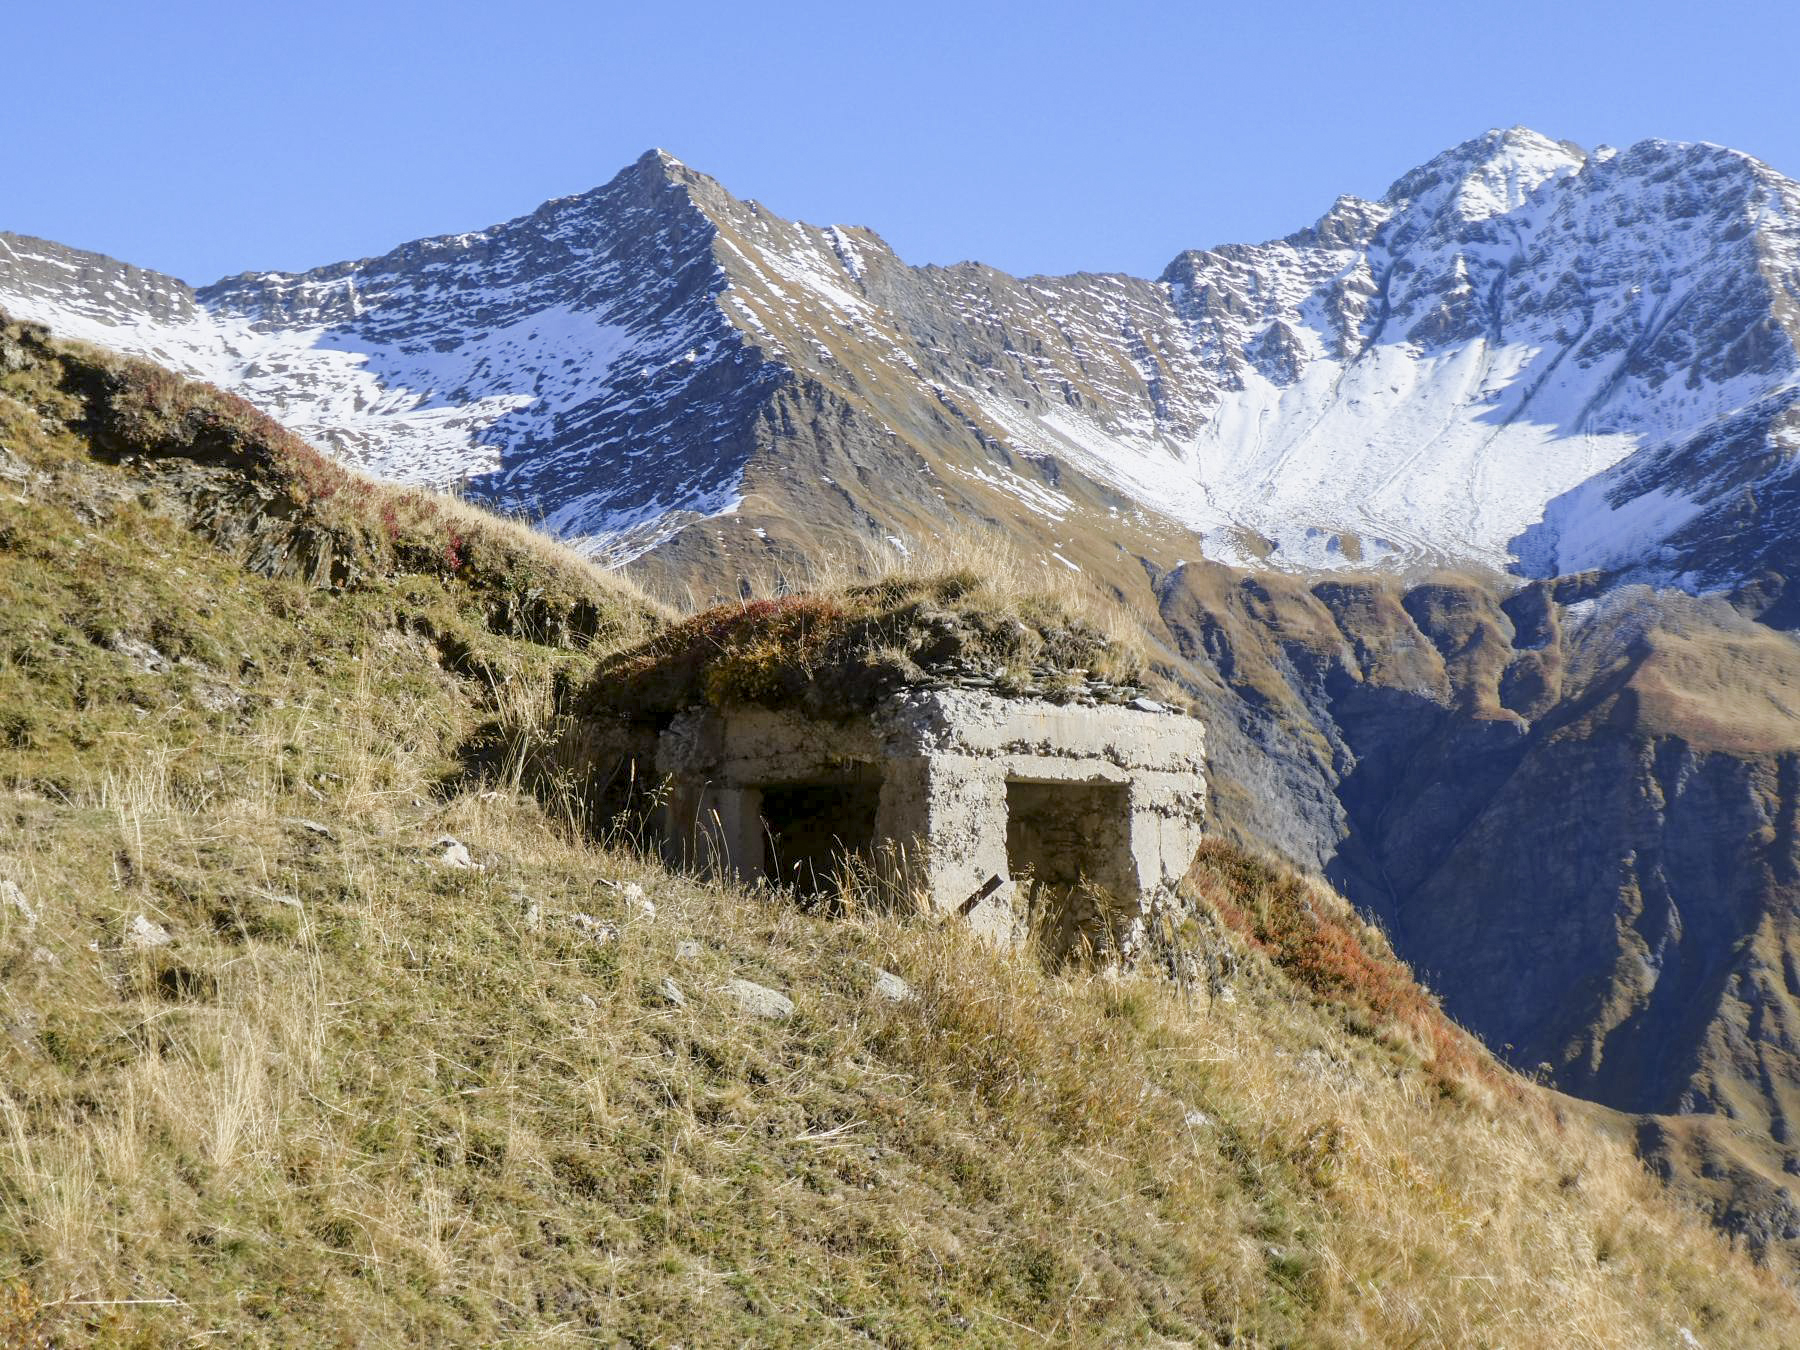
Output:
656,707,884,881
874,692,1207,944
651,690,1206,949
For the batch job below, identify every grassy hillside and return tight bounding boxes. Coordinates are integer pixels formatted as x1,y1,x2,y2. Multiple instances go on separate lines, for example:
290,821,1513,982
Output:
1,315,1797,1344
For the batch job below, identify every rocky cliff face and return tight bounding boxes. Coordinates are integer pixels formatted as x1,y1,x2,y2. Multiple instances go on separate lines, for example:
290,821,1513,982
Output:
1161,567,1797,1104
1149,560,1800,1259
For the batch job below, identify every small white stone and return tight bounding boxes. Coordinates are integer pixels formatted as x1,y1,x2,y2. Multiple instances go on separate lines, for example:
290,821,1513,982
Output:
658,976,687,1007
124,914,173,949
873,969,913,1003
436,837,474,869
1184,1110,1211,1129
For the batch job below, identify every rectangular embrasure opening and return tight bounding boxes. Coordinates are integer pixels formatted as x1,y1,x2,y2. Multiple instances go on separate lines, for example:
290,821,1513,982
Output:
759,771,883,897
1005,779,1133,961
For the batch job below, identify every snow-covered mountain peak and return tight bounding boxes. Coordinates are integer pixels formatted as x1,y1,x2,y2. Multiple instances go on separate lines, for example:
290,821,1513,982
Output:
5,131,1800,593
1383,127,1586,222
1285,195,1389,251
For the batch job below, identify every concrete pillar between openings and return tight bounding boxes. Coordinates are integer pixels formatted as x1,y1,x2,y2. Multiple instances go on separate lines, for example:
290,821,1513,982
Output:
921,758,1015,942
1126,783,1159,899
872,756,931,906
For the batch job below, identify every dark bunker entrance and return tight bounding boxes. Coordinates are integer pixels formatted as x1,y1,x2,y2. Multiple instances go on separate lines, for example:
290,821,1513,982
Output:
758,769,882,899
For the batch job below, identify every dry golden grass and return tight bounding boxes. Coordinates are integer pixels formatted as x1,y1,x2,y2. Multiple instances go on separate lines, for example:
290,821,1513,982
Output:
0,533,1789,1347
708,526,1151,665
3,740,1795,1344
2,307,1798,1345
787,528,1091,607
580,544,1154,726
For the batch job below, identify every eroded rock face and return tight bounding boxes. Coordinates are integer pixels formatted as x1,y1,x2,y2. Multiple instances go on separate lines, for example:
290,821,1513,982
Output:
1156,562,1800,1252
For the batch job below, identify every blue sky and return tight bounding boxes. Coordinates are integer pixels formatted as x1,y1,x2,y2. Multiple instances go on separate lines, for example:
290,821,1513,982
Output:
10,0,1799,284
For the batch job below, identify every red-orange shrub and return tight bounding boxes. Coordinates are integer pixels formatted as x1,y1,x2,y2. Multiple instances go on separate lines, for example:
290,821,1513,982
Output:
1186,839,1503,1094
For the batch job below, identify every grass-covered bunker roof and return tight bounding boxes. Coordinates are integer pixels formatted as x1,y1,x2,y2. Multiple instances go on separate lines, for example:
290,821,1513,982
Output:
576,570,1155,724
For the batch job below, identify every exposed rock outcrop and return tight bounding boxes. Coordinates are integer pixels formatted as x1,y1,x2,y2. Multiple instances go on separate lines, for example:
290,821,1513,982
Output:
1156,561,1800,1263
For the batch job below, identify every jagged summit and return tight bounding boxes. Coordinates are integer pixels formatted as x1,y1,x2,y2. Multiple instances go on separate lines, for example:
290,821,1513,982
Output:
3,131,1799,593
1380,126,1587,215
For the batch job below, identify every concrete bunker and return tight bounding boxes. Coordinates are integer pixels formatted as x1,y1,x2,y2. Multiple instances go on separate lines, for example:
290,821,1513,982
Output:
656,689,1206,950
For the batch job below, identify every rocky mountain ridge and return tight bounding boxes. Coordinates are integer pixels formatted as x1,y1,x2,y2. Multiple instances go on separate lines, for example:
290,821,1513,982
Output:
5,129,1800,590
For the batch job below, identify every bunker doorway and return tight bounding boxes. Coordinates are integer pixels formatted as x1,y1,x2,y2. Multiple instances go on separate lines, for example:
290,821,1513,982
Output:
1005,779,1133,963
758,771,882,903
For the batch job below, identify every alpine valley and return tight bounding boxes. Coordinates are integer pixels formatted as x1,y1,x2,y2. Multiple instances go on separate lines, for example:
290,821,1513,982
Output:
11,127,1800,1269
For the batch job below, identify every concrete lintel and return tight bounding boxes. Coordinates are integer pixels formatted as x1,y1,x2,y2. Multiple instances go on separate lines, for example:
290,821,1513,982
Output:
878,689,1205,774
659,705,883,787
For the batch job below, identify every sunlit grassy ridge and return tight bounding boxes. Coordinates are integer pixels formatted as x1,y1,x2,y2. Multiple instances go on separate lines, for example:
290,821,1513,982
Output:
0,317,1796,1344
1183,840,1499,1094
2,311,667,647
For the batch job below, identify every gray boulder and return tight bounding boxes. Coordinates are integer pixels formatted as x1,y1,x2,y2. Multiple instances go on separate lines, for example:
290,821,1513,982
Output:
724,978,793,1020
